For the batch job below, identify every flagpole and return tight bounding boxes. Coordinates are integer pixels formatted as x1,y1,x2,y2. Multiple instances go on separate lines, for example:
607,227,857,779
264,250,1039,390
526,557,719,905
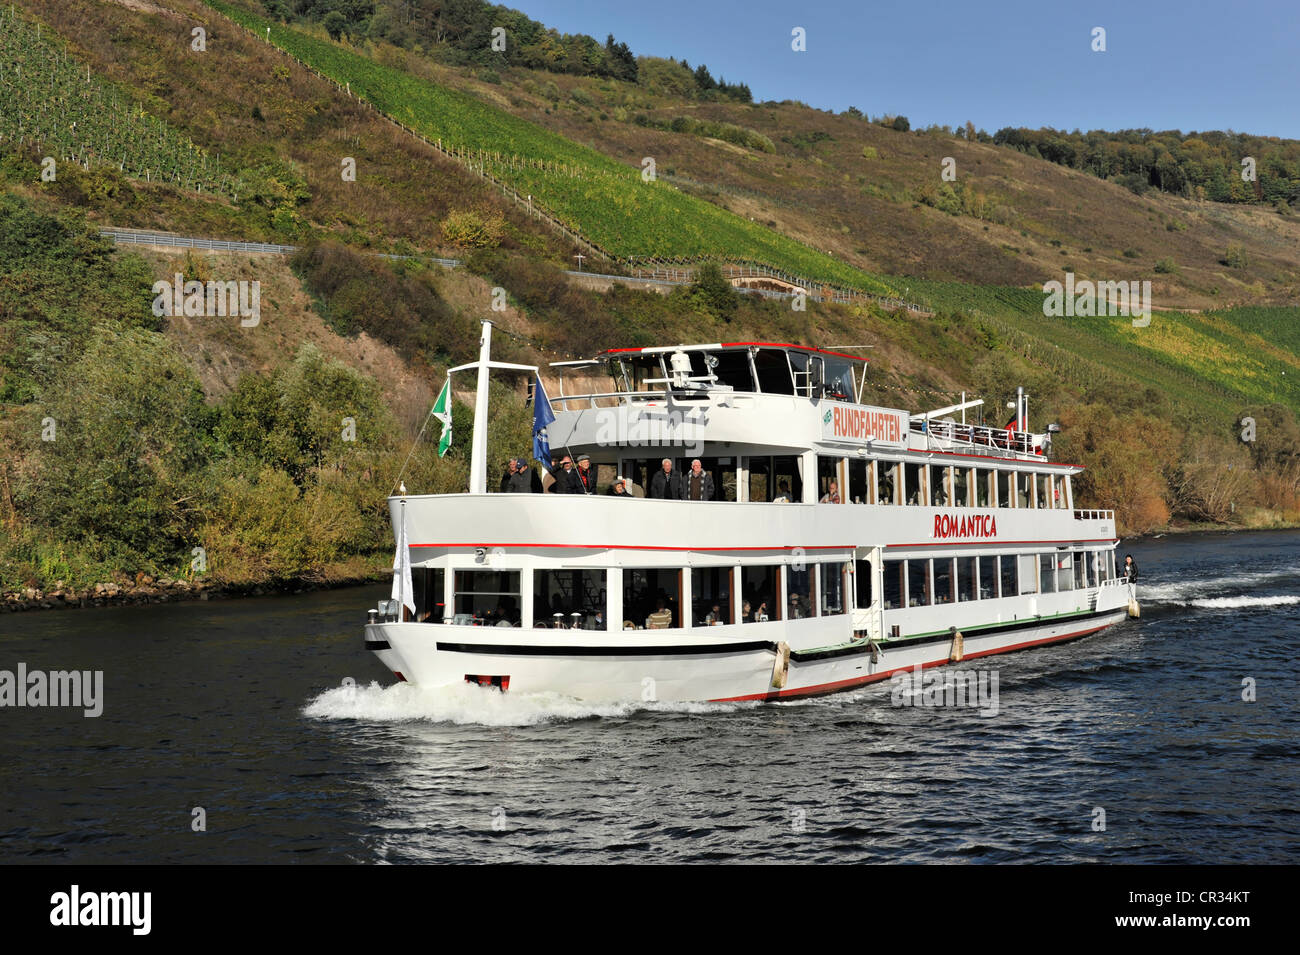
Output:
468,321,493,495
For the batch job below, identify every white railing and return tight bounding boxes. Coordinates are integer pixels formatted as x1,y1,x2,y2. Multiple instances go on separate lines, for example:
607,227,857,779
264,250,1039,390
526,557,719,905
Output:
912,418,1038,456
550,389,670,409
1074,509,1114,521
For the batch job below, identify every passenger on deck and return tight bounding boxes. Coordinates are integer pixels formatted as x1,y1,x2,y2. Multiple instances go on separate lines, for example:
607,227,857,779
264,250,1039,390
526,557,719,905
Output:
646,600,673,629
773,480,793,503
573,454,597,494
788,593,805,619
705,603,724,625
650,458,681,499
543,455,561,493
754,601,769,622
556,455,578,493
681,459,714,501
1123,554,1139,582
609,477,632,497
507,458,532,493
820,480,841,504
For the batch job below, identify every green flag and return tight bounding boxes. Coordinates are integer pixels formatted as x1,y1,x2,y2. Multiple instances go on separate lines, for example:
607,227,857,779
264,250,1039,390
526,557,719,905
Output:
432,378,452,457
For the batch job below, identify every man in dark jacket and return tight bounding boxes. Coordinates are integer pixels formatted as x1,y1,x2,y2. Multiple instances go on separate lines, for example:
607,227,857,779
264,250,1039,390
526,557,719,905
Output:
649,458,681,499
573,454,597,494
680,458,714,501
507,458,533,493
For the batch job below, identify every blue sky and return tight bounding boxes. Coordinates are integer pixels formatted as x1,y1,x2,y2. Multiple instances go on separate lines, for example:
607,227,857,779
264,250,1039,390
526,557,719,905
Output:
514,0,1300,139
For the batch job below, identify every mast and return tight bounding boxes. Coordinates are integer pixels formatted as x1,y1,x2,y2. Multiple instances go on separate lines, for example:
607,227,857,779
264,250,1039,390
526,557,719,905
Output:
446,319,540,495
469,321,493,495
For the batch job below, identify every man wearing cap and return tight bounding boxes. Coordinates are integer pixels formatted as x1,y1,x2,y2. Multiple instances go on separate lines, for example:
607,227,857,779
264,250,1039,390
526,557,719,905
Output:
573,454,597,494
507,457,532,493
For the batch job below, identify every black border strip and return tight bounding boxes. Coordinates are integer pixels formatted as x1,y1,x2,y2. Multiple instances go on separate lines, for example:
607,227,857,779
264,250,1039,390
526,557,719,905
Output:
364,640,391,650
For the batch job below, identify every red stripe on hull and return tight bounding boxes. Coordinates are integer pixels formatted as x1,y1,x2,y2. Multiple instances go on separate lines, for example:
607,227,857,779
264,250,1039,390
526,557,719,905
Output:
712,620,1116,702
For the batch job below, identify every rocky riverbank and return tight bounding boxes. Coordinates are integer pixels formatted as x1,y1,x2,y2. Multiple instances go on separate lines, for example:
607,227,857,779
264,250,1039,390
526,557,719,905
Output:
2,568,388,612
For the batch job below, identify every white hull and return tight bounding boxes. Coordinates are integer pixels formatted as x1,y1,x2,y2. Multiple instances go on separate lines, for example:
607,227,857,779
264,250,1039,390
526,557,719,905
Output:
367,601,1129,703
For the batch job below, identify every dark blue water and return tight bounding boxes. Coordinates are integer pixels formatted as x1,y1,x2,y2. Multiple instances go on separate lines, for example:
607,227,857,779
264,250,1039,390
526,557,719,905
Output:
1,530,1297,863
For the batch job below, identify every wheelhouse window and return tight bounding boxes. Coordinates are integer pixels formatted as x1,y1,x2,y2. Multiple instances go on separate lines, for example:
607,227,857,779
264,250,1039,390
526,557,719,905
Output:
753,349,794,394
692,567,733,626
711,350,755,392
624,568,681,630
534,569,607,630
413,567,446,623
741,564,781,622
453,570,521,626
823,357,855,401
907,558,931,608
820,562,846,615
787,564,817,619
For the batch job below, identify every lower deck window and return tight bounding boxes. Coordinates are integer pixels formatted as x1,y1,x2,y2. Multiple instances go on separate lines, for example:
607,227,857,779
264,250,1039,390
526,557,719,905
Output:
978,556,998,599
624,568,681,630
787,565,817,620
412,567,446,622
820,562,846,615
453,570,521,626
907,559,931,608
884,560,904,609
692,567,733,626
535,569,607,630
1040,554,1058,594
741,564,781,622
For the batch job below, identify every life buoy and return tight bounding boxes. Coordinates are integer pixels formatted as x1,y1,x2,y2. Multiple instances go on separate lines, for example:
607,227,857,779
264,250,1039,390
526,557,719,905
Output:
771,641,791,689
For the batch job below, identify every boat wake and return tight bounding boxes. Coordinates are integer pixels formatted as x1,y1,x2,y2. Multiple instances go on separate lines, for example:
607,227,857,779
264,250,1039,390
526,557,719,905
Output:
303,679,749,727
1140,566,1300,607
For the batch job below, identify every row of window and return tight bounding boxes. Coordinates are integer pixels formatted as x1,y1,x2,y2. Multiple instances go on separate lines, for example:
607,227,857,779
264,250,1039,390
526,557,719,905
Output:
559,455,1071,508
881,549,1115,610
408,562,852,630
834,458,1071,509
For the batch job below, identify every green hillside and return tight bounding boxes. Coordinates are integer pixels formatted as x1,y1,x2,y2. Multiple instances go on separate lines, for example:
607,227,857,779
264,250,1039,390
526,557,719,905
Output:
207,0,893,295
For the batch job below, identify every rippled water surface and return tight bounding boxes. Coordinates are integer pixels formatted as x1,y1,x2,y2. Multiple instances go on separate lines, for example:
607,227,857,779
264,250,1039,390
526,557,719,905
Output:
2,530,1297,863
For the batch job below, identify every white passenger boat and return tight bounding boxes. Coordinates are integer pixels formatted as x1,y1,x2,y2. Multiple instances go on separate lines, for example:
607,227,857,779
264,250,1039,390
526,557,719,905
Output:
364,321,1136,703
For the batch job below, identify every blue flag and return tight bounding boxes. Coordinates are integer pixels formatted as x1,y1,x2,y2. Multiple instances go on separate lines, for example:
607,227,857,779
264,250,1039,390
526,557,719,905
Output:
531,375,556,468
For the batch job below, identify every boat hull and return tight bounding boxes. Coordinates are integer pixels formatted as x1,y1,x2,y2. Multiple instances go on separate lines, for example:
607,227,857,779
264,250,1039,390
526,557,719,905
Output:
366,607,1128,704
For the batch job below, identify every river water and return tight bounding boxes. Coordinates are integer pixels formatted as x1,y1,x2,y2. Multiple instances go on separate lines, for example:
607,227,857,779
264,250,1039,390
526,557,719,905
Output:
2,530,1297,864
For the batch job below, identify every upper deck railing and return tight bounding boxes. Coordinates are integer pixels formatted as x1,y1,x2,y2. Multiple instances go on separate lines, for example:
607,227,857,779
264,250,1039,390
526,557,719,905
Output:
911,418,1040,457
1073,509,1115,522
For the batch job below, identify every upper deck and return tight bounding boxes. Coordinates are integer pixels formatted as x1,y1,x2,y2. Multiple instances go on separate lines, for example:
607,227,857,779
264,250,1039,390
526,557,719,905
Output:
546,342,1055,465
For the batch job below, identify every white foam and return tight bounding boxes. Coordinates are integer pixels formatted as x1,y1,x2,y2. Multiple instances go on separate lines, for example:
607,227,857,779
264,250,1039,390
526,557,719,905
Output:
302,680,748,727
1141,567,1300,603
1182,595,1300,610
